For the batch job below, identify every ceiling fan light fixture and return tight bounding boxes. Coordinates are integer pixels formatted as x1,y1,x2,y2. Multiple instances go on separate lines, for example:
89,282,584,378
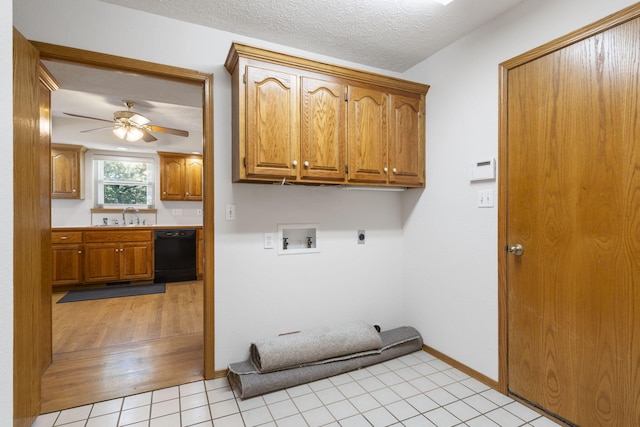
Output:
126,126,144,142
113,125,127,139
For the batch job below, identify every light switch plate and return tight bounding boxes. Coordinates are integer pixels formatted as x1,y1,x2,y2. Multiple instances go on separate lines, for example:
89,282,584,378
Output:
264,233,274,249
478,190,494,208
225,204,236,221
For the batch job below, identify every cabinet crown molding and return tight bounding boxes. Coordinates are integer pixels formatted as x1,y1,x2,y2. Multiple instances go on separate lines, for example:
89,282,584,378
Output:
225,42,430,95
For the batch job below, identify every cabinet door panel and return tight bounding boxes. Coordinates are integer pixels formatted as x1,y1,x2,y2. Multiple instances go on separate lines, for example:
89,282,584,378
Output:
51,149,79,198
389,93,424,186
84,243,119,283
120,243,153,280
301,77,346,181
185,156,203,201
347,85,388,184
52,245,83,285
246,66,298,179
160,157,185,200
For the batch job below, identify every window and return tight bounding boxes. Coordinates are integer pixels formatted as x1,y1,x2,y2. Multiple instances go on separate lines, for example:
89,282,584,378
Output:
95,155,155,208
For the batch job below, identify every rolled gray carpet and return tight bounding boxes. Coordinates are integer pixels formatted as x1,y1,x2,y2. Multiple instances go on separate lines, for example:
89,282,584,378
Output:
250,321,382,373
229,326,423,399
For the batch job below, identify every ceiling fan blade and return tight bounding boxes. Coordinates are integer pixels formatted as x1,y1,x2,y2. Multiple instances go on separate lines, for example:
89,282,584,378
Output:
129,113,151,126
147,125,189,137
141,130,158,143
64,112,113,124
80,126,114,133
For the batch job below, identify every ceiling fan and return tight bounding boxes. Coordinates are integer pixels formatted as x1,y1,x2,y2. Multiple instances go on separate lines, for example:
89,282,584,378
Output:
64,100,189,143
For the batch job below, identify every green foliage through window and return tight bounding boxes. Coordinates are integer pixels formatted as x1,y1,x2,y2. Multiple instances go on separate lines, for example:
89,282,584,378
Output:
95,156,154,207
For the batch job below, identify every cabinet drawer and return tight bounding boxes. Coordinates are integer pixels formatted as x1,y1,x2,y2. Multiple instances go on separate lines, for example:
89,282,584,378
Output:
51,231,83,244
85,230,152,243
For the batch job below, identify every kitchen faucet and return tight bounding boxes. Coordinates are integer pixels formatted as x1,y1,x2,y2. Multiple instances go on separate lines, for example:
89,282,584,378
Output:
122,206,139,225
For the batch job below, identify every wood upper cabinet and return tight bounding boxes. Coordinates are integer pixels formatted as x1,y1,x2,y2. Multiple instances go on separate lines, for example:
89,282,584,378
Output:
226,43,429,188
245,65,299,179
83,230,153,283
347,85,389,184
158,152,203,201
300,76,346,182
51,143,86,199
388,92,425,186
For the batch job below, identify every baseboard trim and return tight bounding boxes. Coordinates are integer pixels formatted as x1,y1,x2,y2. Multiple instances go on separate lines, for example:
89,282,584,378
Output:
213,369,228,379
422,344,499,390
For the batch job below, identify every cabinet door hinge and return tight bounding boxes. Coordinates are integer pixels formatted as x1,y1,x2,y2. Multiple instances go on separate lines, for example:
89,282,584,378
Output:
243,157,247,168
345,89,349,102
243,73,246,84
344,165,349,174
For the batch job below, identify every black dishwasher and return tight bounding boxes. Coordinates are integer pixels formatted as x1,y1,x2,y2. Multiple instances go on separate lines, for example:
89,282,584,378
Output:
154,229,197,283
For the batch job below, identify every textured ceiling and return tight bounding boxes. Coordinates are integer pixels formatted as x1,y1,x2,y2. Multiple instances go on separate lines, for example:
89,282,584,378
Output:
50,0,526,152
100,0,525,72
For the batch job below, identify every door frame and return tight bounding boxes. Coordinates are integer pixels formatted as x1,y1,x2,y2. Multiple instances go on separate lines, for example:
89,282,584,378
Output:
497,2,640,395
30,42,216,378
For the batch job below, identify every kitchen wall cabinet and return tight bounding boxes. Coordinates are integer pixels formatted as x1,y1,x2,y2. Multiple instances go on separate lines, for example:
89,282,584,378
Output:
225,43,429,188
51,231,83,286
83,230,153,283
158,152,203,201
51,143,86,199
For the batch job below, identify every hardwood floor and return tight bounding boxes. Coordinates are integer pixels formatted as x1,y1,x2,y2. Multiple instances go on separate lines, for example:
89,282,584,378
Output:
41,281,204,413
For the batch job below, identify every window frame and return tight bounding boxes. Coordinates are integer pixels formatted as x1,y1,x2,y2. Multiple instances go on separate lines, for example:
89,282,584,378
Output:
93,153,156,209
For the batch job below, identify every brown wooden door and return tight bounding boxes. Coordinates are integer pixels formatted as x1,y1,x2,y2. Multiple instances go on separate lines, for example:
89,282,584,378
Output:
504,13,640,426
300,76,346,182
388,92,424,186
347,85,388,184
245,65,299,179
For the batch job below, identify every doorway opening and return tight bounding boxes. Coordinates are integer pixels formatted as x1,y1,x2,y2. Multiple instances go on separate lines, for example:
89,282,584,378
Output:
34,42,215,412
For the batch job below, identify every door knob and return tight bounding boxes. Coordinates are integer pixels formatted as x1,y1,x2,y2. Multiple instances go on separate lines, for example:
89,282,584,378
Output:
508,244,524,256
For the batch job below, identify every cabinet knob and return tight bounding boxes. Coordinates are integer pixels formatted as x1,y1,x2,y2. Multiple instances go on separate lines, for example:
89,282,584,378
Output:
292,160,298,167
304,161,309,167
72,189,76,193
383,167,388,173
78,250,82,254
186,192,190,196
115,249,119,252
60,236,69,240
392,168,398,174
163,191,167,195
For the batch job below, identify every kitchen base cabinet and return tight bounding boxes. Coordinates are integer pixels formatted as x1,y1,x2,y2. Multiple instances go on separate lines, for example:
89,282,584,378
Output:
83,230,154,284
52,231,84,286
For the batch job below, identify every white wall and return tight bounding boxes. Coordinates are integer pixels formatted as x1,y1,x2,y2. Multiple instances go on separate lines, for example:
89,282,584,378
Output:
9,1,637,411
13,0,408,371
1,0,13,420
401,0,638,380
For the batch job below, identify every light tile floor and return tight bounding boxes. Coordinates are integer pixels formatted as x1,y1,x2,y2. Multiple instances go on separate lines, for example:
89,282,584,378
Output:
32,351,563,427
